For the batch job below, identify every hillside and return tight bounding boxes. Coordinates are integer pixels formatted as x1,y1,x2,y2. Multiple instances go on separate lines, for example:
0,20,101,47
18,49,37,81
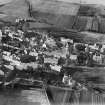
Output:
0,0,105,32
0,0,29,21
28,0,105,32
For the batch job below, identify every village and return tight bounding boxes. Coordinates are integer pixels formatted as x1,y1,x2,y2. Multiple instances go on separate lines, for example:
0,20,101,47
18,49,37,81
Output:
1,0,105,104
0,17,105,104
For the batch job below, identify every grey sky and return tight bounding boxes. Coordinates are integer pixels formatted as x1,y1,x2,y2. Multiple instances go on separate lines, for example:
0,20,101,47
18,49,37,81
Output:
0,0,105,5
58,0,105,5
0,0,12,4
